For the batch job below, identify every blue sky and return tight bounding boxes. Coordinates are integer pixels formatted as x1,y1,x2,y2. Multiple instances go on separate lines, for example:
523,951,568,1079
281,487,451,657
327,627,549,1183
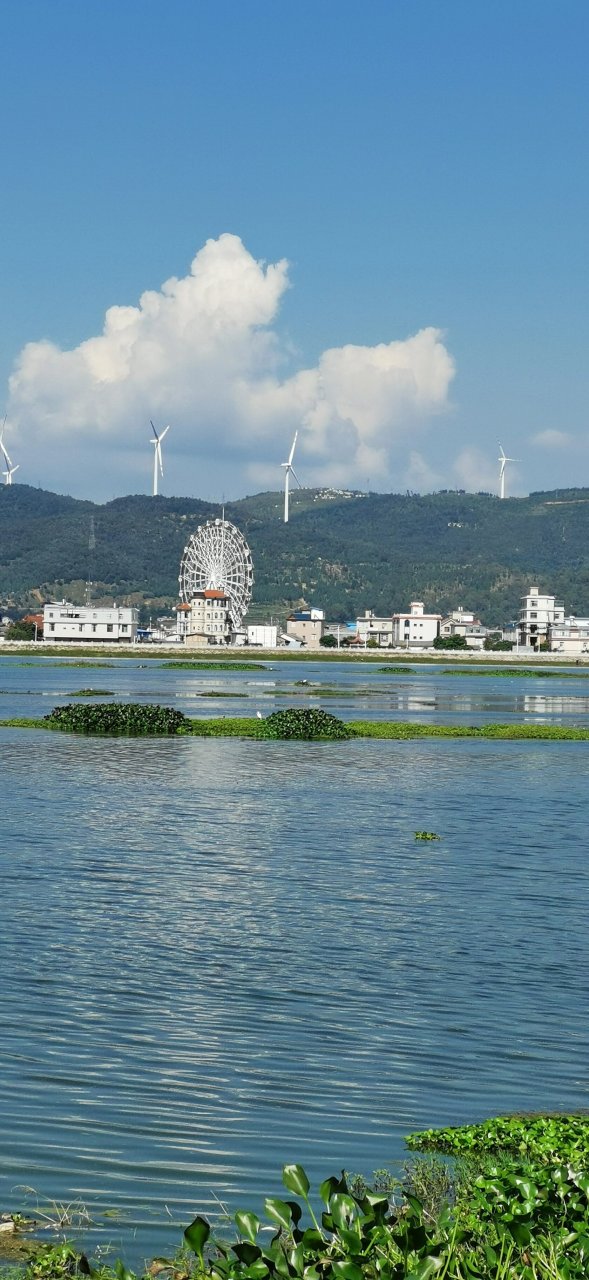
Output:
2,0,588,500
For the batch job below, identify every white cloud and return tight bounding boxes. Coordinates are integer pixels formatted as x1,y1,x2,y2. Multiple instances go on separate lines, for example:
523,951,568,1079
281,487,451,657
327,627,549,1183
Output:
452,447,499,494
402,450,443,492
7,233,455,497
531,429,572,449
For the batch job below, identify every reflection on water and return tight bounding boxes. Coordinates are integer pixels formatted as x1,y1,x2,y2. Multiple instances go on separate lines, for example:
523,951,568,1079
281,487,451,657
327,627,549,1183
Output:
4,657,589,725
2,728,589,1263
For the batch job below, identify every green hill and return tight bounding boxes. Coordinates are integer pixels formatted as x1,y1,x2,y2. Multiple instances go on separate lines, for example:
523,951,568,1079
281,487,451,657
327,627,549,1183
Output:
2,483,589,625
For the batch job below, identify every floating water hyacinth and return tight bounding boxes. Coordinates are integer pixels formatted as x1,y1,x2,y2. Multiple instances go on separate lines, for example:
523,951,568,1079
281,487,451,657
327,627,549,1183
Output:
258,707,352,740
44,702,188,735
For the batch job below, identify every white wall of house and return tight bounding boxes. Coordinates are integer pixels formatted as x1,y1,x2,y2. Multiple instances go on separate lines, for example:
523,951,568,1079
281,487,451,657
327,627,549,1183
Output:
247,624,278,647
519,587,565,649
549,618,589,654
43,602,138,643
187,591,231,643
392,601,441,648
355,611,394,647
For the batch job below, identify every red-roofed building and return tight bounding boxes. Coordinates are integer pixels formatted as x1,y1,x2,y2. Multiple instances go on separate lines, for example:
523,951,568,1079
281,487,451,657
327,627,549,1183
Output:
185,590,231,645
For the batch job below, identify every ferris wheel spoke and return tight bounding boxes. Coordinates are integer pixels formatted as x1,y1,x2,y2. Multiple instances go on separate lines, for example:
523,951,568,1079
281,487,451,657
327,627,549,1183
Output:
179,517,253,631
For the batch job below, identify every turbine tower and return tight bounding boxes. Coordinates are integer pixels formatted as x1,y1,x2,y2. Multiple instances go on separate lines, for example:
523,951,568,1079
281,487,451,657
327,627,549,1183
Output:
150,421,170,496
0,418,19,485
498,444,517,499
281,430,301,523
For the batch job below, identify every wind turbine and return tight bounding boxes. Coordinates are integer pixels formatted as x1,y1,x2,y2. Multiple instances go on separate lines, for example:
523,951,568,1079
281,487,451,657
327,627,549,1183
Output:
498,443,518,499
150,421,170,496
281,430,301,523
0,418,19,485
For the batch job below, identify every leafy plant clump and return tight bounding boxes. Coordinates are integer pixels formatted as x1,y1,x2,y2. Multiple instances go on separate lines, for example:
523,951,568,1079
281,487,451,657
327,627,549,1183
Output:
407,1112,589,1165
258,707,352,740
161,661,265,671
415,831,441,840
44,702,189,735
378,666,415,674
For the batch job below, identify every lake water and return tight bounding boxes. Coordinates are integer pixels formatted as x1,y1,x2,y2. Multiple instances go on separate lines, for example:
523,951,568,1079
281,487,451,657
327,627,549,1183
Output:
1,657,589,1264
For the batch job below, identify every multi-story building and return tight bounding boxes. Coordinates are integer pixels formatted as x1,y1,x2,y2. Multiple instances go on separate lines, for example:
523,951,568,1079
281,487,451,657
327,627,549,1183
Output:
43,602,138,643
519,587,564,650
355,611,394,647
548,616,589,655
438,607,487,650
391,601,441,649
185,589,231,645
286,608,325,649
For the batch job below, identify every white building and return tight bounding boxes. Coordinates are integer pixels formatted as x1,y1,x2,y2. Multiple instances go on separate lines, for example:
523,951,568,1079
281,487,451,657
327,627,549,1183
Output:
247,624,278,648
519,587,565,650
185,589,231,645
355,611,394,647
391,601,441,649
43,601,138,644
439,607,487,650
176,602,192,639
549,616,589,655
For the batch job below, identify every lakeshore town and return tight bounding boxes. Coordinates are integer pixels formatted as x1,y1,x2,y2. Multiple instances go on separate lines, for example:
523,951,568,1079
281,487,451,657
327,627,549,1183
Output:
3,585,589,656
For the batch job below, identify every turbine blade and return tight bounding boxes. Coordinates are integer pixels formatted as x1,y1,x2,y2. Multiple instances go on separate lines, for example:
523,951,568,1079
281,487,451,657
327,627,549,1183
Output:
288,430,298,465
159,424,170,441
150,420,159,441
290,466,302,488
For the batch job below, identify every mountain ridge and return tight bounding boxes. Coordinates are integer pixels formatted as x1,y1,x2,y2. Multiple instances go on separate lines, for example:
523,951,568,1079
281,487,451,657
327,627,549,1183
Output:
1,483,589,624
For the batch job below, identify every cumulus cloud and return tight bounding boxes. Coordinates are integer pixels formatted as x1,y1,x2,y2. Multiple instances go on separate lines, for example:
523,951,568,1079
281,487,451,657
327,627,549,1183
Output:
452,447,500,494
7,233,455,497
531,429,572,449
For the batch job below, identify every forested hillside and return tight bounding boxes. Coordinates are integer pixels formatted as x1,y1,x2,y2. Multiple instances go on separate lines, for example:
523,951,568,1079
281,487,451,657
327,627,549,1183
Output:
2,483,589,625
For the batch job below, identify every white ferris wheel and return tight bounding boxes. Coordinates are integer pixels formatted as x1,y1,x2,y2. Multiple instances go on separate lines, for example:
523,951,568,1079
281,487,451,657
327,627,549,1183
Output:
178,517,254,630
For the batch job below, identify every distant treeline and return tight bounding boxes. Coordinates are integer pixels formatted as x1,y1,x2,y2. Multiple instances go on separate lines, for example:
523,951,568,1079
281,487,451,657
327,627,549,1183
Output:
2,483,589,624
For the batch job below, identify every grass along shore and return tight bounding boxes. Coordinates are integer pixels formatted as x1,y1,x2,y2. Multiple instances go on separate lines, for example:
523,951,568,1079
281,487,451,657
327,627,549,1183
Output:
3,642,589,667
2,714,589,740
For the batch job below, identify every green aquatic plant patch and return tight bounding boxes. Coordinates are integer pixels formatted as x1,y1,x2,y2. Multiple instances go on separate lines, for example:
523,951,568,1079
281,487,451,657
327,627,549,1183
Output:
442,666,589,678
378,665,418,674
348,720,589,739
70,689,115,697
187,716,263,737
52,661,117,669
258,707,352,740
16,1143,589,1280
44,702,189,735
415,831,441,840
407,1112,589,1165
161,660,265,671
5,713,589,741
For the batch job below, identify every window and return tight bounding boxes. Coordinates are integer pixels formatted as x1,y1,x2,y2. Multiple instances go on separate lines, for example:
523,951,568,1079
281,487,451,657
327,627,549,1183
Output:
107,624,113,633
121,624,127,632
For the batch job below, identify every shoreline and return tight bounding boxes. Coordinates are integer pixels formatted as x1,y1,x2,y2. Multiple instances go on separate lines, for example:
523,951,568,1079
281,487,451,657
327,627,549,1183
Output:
2,716,589,740
2,641,589,667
